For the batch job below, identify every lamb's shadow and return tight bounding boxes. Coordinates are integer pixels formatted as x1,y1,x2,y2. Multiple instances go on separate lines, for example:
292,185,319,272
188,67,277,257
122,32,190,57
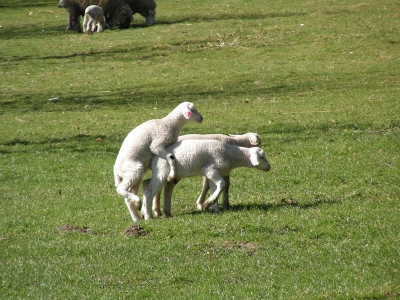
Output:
229,198,339,212
186,197,339,216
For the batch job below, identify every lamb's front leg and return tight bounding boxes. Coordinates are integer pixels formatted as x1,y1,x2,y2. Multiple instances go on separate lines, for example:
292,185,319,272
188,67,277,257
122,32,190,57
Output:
141,179,154,220
196,176,209,210
202,170,225,210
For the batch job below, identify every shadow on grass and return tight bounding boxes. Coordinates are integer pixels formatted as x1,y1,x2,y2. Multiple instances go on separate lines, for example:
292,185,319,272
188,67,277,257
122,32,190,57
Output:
0,75,358,113
0,9,308,41
186,198,339,216
0,0,55,8
152,11,309,27
229,198,339,212
0,134,117,154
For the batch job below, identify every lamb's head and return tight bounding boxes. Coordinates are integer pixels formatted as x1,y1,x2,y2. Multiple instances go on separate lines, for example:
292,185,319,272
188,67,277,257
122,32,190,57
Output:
247,132,262,147
180,102,203,124
249,147,270,172
58,0,66,8
230,132,262,148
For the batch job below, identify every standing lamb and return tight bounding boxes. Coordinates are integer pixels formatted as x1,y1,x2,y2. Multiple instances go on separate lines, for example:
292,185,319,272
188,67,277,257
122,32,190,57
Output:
152,133,263,216
114,102,203,222
125,0,156,26
58,0,132,32
83,5,110,33
142,139,270,220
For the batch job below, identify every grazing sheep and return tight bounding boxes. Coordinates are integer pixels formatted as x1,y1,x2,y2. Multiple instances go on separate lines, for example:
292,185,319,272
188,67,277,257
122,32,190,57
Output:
58,0,132,32
114,102,203,222
142,139,270,220
83,5,110,33
125,0,156,25
152,133,262,216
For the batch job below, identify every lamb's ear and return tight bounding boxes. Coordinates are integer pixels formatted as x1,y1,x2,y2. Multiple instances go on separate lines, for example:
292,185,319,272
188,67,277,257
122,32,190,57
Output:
250,152,260,166
182,106,192,119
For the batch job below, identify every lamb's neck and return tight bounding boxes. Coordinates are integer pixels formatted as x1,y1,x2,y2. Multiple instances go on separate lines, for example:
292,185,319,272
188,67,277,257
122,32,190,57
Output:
232,135,249,147
225,145,251,169
162,114,188,132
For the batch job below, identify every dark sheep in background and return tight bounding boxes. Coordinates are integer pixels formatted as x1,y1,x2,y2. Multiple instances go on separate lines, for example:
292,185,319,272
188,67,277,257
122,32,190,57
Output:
125,0,157,26
58,0,132,32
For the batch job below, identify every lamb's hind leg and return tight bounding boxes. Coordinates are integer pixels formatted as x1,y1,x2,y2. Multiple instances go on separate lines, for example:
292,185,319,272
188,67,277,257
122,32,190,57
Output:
152,178,179,217
116,168,144,222
142,177,165,221
163,179,180,217
221,175,231,209
152,192,162,217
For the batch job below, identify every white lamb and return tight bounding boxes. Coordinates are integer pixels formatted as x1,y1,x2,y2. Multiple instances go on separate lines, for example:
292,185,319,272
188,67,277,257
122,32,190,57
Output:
83,5,109,34
114,102,203,222
152,132,262,216
141,139,270,220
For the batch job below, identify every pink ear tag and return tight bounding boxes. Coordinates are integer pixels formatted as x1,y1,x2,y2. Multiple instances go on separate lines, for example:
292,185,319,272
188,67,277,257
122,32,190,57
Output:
183,107,193,119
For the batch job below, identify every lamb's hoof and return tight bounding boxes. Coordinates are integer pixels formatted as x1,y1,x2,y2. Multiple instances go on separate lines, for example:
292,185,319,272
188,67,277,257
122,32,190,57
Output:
153,209,162,217
134,200,142,210
143,213,153,221
196,203,204,211
202,202,210,211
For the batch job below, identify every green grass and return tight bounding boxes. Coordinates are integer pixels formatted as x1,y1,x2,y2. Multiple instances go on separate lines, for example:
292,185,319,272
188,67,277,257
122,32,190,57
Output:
1,0,399,298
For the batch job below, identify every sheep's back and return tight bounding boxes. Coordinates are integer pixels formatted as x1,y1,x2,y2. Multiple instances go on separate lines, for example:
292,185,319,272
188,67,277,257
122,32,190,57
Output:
168,140,231,177
66,0,129,15
125,0,156,14
116,118,182,165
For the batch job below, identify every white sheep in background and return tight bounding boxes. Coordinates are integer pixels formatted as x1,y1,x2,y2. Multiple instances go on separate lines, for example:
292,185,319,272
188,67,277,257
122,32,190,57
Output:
152,132,262,216
83,5,109,33
114,102,203,222
142,139,270,220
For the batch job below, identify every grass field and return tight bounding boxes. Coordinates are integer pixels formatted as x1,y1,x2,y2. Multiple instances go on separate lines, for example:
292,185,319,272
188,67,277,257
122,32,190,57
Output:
1,0,399,298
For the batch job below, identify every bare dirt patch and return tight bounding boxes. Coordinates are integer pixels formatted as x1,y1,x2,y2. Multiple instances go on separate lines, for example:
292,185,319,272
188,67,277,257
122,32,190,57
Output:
57,224,90,234
222,241,257,252
123,225,147,237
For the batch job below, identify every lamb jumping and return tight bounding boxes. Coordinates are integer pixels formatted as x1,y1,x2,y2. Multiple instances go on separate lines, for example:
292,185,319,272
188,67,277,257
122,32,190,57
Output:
152,132,262,216
124,0,156,26
114,102,203,222
142,139,270,220
83,5,110,33
58,0,132,32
